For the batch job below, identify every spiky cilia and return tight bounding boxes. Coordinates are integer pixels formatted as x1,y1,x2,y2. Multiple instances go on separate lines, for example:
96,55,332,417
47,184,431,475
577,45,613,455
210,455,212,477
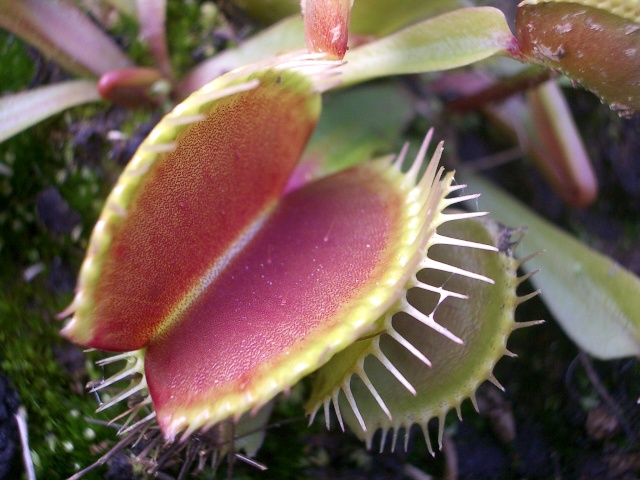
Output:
61,53,539,477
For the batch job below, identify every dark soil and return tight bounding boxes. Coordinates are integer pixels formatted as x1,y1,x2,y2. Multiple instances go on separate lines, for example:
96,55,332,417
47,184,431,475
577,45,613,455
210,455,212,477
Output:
0,373,21,480
445,88,640,480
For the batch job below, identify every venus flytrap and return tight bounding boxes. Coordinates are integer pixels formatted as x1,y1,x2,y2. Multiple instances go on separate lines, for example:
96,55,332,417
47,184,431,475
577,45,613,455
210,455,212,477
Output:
306,218,541,454
0,2,521,141
461,173,640,362
0,1,637,477
58,48,538,475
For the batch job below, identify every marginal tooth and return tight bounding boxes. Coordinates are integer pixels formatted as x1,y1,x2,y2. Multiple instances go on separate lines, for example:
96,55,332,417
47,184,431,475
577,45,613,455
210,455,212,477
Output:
279,57,341,69
379,428,390,454
288,64,342,76
416,143,444,193
417,169,445,207
343,379,367,432
235,454,267,471
56,301,77,320
105,200,127,218
424,428,435,457
442,192,480,207
391,428,400,453
90,366,139,392
118,411,156,436
138,142,177,154
406,129,434,183
437,414,446,450
402,301,464,345
455,404,463,421
163,114,206,127
488,374,506,392
307,405,318,427
404,428,410,452
332,390,345,432
387,328,432,366
108,406,135,425
90,352,144,386
438,210,489,223
393,142,410,170
504,349,518,358
411,277,468,300
447,183,468,193
374,350,416,395
517,269,540,284
512,319,545,330
470,392,480,413
109,398,150,430
420,257,494,284
358,368,392,420
432,233,498,251
96,379,147,412
194,78,260,104
365,431,373,451
124,161,152,178
183,410,211,440
285,59,342,69
516,289,541,304
516,250,543,268
318,399,328,429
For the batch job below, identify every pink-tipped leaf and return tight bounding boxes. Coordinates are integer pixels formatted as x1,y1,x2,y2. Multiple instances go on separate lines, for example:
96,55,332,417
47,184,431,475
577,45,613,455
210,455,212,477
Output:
0,0,133,77
145,162,414,438
302,0,354,59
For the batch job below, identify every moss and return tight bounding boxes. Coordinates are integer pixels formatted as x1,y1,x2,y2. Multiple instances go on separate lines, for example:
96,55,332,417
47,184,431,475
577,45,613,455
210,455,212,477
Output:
0,104,128,479
166,1,228,78
0,279,115,479
0,32,35,93
103,10,150,69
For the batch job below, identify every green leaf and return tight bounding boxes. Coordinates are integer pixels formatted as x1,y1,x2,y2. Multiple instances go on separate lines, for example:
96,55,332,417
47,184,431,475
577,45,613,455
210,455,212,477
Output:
306,217,529,452
461,174,640,359
341,7,516,87
349,0,466,36
177,16,305,98
233,0,467,37
231,0,299,25
291,82,415,186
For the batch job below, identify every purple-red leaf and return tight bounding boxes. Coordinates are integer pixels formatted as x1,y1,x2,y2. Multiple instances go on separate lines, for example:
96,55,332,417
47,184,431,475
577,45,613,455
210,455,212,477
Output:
62,60,448,442
0,0,133,77
146,163,406,437
97,68,166,107
302,0,353,59
516,2,640,114
61,68,321,351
